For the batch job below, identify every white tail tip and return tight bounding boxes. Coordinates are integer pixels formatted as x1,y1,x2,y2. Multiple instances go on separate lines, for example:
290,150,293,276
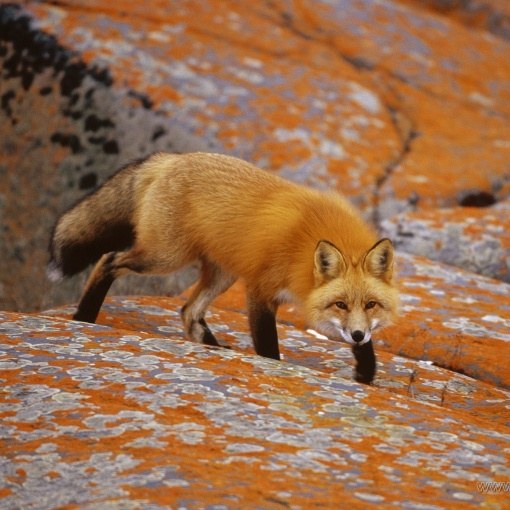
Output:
46,261,63,282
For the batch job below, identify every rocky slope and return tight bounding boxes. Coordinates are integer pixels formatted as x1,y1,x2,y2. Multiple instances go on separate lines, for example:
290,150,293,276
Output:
1,2,510,507
2,274,510,508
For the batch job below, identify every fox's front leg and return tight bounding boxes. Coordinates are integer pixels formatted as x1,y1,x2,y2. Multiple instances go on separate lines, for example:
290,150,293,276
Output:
181,260,236,347
248,297,280,360
352,340,376,384
180,305,221,346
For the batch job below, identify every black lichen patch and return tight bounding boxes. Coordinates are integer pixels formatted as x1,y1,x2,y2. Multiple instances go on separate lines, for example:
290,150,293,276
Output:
50,132,84,154
1,4,121,163
128,89,153,109
1,89,16,118
103,140,119,154
152,126,166,141
85,114,114,132
88,135,106,146
60,61,87,97
79,172,97,189
0,4,113,98
459,191,497,208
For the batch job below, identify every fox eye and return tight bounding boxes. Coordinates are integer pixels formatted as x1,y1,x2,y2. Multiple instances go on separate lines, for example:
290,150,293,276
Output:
335,301,348,310
365,301,378,310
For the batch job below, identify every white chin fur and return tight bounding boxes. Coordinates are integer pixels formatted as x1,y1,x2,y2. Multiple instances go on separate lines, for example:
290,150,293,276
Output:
356,334,372,346
314,320,372,346
315,321,353,345
339,328,355,345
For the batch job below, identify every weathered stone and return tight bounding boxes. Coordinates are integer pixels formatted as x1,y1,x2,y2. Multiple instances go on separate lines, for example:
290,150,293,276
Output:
0,4,206,311
2,3,510,505
381,200,510,282
400,0,510,40
25,0,510,214
2,297,509,508
2,1,510,312
384,253,510,389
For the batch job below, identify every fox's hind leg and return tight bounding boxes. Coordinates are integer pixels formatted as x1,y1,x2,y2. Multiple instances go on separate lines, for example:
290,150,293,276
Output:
181,259,236,346
73,247,151,323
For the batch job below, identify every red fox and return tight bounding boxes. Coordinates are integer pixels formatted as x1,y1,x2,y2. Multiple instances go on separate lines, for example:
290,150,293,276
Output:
48,152,398,383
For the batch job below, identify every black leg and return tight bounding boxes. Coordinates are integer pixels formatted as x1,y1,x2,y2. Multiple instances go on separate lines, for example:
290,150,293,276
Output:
198,318,221,346
73,247,152,324
248,301,280,360
73,272,114,323
352,340,376,384
73,252,118,323
180,304,221,347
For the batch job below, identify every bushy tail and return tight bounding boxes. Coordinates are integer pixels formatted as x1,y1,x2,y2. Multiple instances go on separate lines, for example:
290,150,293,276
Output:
47,163,139,281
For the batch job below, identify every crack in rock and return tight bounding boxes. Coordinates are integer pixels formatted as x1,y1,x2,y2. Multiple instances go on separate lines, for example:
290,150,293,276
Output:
372,107,419,227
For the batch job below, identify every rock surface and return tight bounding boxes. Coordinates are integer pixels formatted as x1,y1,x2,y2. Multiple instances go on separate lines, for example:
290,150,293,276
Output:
0,3,206,311
401,0,510,40
2,283,510,508
5,249,501,507
381,200,510,282
2,0,510,311
2,3,510,506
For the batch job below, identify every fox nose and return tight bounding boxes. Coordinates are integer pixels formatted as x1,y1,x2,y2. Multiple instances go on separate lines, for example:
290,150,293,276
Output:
352,330,365,343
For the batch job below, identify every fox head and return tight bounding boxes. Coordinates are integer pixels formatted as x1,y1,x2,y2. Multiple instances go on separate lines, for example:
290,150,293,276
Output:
305,238,398,345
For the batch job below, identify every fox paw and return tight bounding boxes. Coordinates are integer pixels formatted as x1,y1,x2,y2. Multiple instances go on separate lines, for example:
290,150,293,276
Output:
352,340,377,385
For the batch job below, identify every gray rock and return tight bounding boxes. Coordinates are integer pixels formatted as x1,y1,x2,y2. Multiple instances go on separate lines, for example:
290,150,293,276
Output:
380,201,510,282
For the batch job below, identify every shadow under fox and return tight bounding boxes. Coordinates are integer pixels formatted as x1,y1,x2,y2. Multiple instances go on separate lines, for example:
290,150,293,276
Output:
49,152,399,383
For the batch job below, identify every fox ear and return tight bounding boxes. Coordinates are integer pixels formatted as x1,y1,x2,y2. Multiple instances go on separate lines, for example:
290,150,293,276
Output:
314,240,347,283
363,238,394,281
